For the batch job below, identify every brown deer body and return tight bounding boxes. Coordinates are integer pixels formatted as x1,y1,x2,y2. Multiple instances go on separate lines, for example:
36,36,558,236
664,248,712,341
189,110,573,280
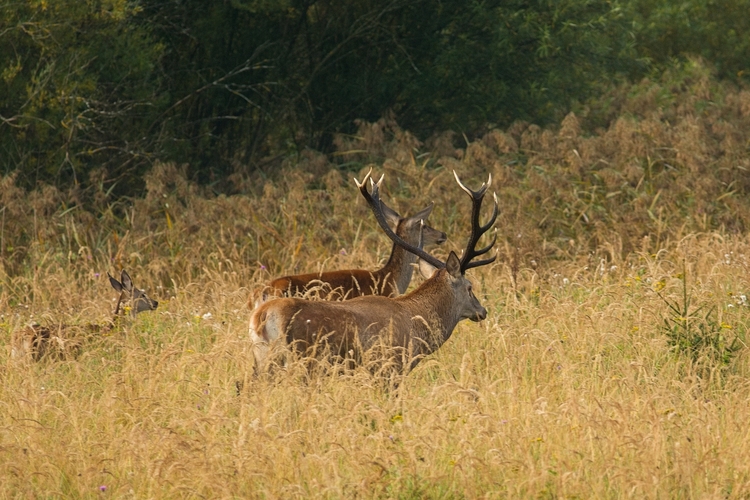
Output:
250,171,497,374
251,253,485,373
10,270,158,361
257,199,446,302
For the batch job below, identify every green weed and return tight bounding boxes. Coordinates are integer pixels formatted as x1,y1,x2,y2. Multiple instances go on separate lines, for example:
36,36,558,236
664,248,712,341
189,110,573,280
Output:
657,268,742,374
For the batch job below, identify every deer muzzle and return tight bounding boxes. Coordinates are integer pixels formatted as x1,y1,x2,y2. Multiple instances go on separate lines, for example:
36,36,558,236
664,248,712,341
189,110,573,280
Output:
473,306,487,322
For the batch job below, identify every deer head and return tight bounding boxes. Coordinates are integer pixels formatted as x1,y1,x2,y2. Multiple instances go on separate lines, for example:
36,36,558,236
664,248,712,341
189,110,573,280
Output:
108,269,159,317
356,169,497,323
378,200,447,249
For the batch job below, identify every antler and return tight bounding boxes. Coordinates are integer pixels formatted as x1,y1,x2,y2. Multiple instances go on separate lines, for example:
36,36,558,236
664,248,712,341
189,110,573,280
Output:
355,169,498,275
453,171,498,272
354,170,445,269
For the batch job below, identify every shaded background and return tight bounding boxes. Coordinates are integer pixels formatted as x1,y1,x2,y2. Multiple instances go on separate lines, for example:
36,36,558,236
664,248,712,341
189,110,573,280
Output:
2,0,749,197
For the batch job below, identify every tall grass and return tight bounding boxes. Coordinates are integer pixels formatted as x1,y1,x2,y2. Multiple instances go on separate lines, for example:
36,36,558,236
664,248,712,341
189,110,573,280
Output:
3,230,750,497
2,63,750,497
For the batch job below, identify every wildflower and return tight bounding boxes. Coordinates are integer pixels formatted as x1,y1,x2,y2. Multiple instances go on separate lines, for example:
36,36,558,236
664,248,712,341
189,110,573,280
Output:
99,485,107,492
340,248,347,255
260,264,266,270
721,322,732,329
202,312,212,320
94,272,100,278
654,280,666,292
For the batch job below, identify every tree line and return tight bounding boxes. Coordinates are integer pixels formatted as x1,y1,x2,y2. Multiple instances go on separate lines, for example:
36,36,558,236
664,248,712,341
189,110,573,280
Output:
1,0,748,196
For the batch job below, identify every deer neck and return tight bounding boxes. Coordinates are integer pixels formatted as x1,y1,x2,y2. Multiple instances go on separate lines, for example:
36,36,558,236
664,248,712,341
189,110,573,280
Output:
378,240,418,295
112,297,136,323
400,273,461,354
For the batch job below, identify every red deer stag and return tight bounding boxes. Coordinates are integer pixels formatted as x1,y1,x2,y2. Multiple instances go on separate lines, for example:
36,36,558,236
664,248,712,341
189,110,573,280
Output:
11,269,159,361
249,171,497,374
256,180,446,303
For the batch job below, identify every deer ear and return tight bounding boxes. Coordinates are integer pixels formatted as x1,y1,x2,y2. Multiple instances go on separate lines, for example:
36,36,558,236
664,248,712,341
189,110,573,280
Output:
410,203,434,223
108,272,123,292
417,259,439,279
379,201,401,229
446,251,462,279
120,270,133,292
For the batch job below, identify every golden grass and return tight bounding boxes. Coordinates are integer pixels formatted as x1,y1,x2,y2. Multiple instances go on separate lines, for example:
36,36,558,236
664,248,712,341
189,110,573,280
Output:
2,211,750,497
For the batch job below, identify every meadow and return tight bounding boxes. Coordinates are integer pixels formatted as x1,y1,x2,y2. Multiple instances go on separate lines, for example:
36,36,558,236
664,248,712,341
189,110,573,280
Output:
3,67,750,498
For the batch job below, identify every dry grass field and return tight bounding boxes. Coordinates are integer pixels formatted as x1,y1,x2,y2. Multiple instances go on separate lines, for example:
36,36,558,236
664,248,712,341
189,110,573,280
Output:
3,67,750,498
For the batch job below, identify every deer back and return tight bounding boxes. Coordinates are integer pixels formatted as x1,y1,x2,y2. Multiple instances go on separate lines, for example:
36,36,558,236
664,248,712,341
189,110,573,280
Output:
257,201,445,304
250,292,416,368
11,322,112,361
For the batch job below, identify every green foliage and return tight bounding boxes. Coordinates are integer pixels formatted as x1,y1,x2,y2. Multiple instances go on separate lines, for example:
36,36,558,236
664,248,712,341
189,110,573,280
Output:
0,0,164,191
658,270,742,374
2,0,750,195
632,0,750,82
394,0,642,134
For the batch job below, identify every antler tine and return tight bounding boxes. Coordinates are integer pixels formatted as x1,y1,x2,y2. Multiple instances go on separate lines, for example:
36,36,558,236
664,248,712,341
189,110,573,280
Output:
463,229,498,270
454,171,499,272
356,173,445,269
454,171,491,199
481,192,499,233
353,168,373,189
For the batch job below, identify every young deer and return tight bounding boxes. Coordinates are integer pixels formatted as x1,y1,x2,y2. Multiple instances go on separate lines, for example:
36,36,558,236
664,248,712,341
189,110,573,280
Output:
10,269,158,361
256,189,446,303
249,170,497,375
